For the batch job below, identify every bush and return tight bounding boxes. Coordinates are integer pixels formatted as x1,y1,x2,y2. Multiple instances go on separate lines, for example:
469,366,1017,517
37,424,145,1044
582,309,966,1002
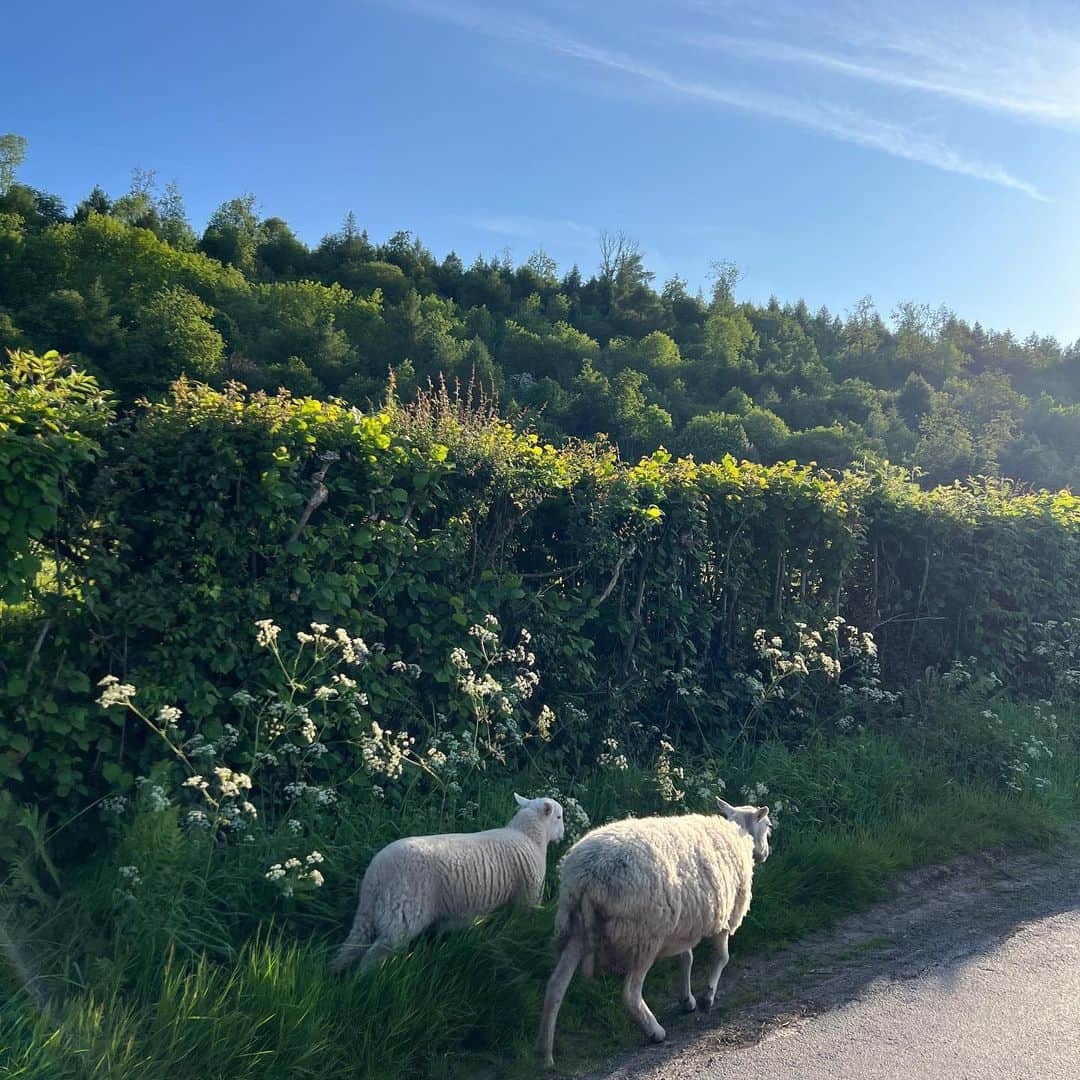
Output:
0,349,112,604
4,372,1080,812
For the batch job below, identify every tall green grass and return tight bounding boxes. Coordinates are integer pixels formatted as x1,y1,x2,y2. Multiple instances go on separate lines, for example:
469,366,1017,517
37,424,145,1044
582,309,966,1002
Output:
2,693,1076,1078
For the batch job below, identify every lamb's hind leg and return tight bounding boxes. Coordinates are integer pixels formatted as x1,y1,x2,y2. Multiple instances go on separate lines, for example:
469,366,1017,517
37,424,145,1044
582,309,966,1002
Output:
359,909,430,973
699,930,730,1012
357,938,396,973
676,949,696,1012
536,936,584,1068
622,953,665,1044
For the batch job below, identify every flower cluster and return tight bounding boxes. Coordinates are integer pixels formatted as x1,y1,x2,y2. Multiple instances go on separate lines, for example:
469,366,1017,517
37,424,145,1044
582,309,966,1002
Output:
654,738,685,804
1003,731,1055,793
90,613,577,912
741,780,770,804
1029,620,1080,695
352,617,558,792
100,795,129,817
738,617,890,740
670,667,706,700
265,851,326,897
598,737,629,772
134,777,170,812
939,657,1001,694
690,763,726,805
358,722,416,780
92,616,386,849
96,675,136,709
282,781,338,806
115,864,142,901
537,705,556,742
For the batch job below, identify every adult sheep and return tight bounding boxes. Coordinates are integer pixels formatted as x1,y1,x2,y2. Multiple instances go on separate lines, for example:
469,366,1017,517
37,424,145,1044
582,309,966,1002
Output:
331,792,565,973
536,798,771,1067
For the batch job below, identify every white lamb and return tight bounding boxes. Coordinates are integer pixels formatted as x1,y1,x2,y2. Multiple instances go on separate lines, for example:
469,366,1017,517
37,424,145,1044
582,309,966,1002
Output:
330,793,565,973
536,797,772,1067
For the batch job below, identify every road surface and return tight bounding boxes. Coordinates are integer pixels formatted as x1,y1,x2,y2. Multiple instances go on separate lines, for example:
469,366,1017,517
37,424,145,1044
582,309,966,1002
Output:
592,842,1080,1080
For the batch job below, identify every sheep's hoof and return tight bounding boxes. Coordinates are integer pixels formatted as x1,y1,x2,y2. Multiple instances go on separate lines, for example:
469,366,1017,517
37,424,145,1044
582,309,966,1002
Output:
680,994,697,1014
700,994,715,1013
648,1026,667,1044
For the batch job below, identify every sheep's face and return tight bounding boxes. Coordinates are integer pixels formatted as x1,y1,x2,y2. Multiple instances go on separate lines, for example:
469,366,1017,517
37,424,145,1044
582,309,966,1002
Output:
716,798,772,864
514,793,566,843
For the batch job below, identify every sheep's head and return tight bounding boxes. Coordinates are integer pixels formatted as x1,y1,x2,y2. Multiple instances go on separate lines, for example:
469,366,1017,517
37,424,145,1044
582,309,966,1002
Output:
514,792,565,843
716,797,772,864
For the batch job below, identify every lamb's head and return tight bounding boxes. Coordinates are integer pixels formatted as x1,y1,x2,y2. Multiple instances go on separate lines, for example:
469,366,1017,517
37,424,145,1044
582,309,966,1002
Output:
716,797,772,864
513,792,565,844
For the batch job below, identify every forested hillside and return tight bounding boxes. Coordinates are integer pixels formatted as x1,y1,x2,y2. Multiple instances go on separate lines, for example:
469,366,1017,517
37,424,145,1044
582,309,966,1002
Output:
2,142,1077,488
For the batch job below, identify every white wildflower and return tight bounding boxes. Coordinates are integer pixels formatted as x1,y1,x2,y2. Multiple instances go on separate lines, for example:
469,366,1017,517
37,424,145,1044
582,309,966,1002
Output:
537,704,555,741
97,676,136,709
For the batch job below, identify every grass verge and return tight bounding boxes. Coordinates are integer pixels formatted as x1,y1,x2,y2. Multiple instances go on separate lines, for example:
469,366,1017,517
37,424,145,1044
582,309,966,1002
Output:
1,694,1076,1079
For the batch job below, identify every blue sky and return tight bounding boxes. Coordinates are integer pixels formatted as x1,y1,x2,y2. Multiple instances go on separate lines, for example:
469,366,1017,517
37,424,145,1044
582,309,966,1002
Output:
8,0,1080,341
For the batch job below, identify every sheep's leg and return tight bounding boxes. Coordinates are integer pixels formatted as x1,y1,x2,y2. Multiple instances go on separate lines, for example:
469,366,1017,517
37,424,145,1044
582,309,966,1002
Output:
520,874,544,907
622,959,665,1044
329,898,375,973
676,949,697,1012
581,948,596,979
536,936,584,1068
357,938,396,973
433,914,476,934
358,918,424,973
700,930,730,1012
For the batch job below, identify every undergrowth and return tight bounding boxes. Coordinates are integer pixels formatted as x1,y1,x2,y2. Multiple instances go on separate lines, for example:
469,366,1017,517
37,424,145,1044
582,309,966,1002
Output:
2,684,1076,1080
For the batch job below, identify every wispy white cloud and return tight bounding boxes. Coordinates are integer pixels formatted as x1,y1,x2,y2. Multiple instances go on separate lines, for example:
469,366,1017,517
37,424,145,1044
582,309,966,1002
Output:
458,213,597,241
686,6,1080,128
395,0,1045,200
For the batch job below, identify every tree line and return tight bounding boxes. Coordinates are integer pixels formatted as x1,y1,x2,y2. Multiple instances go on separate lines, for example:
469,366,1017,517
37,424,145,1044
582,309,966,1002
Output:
2,134,1078,489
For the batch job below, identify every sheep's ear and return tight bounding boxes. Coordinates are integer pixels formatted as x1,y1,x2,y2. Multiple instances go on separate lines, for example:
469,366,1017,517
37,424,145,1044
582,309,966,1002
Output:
716,798,735,817
755,806,770,820
514,792,529,808
541,800,553,816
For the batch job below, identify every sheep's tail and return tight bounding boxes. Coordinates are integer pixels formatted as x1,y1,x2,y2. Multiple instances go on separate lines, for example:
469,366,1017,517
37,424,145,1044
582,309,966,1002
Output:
554,883,600,980
329,899,374,973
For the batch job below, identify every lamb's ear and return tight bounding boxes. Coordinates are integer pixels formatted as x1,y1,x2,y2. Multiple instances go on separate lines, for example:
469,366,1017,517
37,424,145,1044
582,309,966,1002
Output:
716,797,735,818
541,800,553,816
755,806,770,820
513,792,529,808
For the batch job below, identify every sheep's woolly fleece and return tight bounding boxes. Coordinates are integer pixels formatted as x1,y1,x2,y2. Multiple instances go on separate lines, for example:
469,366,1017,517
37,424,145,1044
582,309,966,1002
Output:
555,813,755,967
331,795,564,972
